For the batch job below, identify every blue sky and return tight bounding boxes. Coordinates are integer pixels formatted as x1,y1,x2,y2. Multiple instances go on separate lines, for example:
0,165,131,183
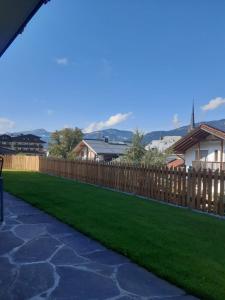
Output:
1,0,225,133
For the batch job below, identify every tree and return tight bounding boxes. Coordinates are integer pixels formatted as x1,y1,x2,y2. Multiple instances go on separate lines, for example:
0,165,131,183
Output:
122,129,146,164
122,129,168,166
48,127,83,159
141,148,166,167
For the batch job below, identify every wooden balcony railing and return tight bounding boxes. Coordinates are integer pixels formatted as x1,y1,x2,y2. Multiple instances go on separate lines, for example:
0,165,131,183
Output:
192,161,225,170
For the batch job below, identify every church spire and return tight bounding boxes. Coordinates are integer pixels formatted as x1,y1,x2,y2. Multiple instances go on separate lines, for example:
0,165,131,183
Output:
188,101,195,132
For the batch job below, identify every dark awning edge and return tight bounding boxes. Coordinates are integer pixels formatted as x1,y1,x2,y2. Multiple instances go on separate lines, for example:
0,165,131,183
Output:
0,0,50,58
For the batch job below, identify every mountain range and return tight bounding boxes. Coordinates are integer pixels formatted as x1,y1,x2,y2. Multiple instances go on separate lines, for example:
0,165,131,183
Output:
9,129,51,145
85,118,225,144
7,118,225,146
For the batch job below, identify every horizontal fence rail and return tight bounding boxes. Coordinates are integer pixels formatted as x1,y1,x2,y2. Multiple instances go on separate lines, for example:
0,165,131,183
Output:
2,155,225,216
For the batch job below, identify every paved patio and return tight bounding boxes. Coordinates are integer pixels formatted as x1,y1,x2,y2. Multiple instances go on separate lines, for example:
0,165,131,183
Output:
0,192,197,300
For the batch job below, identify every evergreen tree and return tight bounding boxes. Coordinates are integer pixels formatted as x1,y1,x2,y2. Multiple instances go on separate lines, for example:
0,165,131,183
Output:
122,129,146,164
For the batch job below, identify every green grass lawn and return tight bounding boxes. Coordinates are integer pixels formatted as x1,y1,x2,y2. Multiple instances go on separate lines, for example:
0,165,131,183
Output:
3,170,225,300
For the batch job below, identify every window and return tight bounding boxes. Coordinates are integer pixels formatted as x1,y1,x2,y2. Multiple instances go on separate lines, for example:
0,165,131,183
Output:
215,150,218,161
195,150,208,161
199,150,208,161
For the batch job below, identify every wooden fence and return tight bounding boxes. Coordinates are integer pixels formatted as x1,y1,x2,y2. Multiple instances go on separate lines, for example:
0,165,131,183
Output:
2,155,225,216
3,155,39,171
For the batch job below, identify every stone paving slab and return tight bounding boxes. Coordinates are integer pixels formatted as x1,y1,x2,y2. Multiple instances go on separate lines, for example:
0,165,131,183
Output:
0,192,198,300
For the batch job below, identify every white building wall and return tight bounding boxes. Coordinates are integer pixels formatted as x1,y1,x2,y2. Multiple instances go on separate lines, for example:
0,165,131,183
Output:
185,148,196,168
184,139,224,168
78,145,96,160
146,136,181,152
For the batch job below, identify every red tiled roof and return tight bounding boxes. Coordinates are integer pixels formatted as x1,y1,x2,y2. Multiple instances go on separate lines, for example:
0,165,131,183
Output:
167,159,184,168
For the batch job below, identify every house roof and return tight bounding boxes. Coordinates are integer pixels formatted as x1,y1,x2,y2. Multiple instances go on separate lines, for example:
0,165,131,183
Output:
0,0,49,57
12,134,45,143
75,139,130,155
167,158,184,168
166,154,184,164
0,134,45,143
173,124,225,153
0,146,16,155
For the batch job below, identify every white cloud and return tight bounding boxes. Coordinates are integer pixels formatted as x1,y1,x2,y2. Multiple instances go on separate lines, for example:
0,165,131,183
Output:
201,97,225,111
55,57,68,66
172,114,180,128
0,117,15,133
46,109,54,116
84,112,132,133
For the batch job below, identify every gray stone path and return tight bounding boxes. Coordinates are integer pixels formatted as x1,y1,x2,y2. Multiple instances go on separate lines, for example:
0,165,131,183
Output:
0,192,198,300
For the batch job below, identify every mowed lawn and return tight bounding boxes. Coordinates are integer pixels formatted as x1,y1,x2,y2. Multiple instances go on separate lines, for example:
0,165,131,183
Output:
3,171,225,300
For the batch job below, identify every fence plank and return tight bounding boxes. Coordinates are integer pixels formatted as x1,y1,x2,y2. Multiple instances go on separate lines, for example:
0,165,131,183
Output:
181,168,186,206
202,169,207,212
213,170,219,214
207,169,213,213
191,168,197,209
186,168,192,208
196,169,202,210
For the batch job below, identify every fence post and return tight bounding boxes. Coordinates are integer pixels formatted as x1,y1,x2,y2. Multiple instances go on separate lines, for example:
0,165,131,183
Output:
0,177,3,222
186,167,192,208
219,170,225,216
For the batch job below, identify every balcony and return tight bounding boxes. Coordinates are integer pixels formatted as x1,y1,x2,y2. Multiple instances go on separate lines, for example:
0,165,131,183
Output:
192,161,225,171
14,144,43,148
0,143,12,148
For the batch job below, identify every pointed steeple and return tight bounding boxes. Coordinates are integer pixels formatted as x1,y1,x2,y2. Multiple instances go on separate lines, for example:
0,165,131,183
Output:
188,101,195,133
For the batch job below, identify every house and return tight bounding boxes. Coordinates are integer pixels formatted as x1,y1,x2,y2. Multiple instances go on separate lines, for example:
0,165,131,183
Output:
74,138,130,162
145,136,182,152
173,124,225,170
0,134,46,156
0,135,12,149
145,136,182,169
0,146,16,155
